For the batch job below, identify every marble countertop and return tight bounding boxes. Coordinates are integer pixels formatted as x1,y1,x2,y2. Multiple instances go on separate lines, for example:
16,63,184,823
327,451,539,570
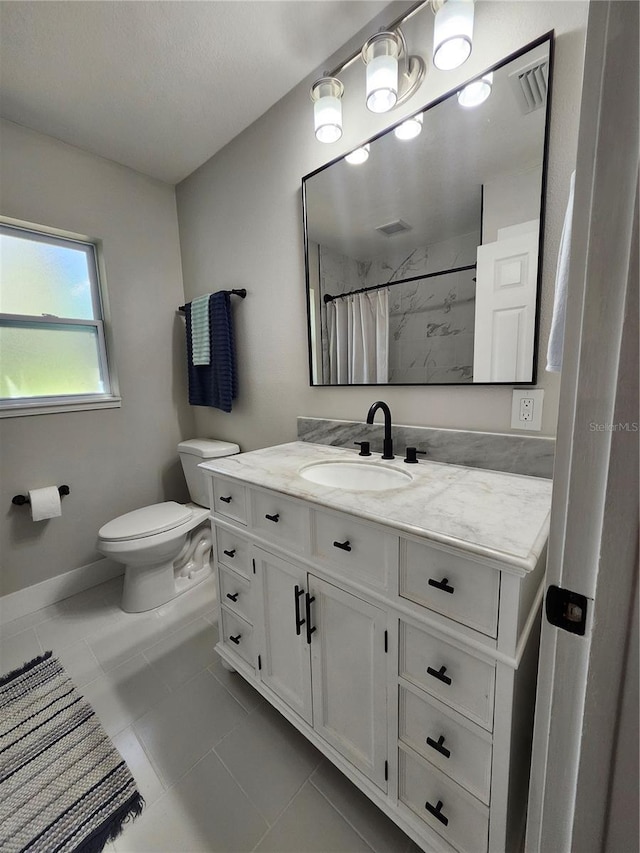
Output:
200,442,552,573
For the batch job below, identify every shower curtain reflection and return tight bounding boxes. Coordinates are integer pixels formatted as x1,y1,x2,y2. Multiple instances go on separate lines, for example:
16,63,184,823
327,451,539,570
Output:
327,289,389,384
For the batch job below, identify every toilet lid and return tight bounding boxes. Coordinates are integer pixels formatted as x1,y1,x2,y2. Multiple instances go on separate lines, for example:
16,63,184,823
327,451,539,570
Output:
99,502,193,541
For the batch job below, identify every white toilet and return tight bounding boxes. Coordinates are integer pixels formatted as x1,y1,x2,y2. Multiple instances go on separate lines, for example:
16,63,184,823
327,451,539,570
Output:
98,439,239,613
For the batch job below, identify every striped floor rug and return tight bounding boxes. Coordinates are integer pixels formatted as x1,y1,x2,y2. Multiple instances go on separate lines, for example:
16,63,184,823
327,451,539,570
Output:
0,652,143,853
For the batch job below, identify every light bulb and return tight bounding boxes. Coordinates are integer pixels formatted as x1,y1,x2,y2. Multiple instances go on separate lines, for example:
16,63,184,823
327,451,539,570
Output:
311,77,344,143
394,113,423,140
345,144,370,165
363,33,400,114
457,72,493,107
433,0,474,71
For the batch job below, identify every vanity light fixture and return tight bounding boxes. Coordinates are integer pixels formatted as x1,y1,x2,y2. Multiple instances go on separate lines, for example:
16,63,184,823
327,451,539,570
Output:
457,71,493,107
394,112,424,140
310,77,344,143
345,144,370,165
310,12,426,142
432,0,474,71
362,29,426,114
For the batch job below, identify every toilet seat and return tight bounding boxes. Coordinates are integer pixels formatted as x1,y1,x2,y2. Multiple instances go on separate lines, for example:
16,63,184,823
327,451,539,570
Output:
99,501,193,542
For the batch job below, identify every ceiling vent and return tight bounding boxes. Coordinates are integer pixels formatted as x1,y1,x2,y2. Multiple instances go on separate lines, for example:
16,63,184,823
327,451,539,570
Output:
509,58,549,114
376,219,412,237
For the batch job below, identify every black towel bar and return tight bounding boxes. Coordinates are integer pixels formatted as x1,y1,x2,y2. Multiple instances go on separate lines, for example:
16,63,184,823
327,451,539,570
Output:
12,485,70,507
178,289,247,312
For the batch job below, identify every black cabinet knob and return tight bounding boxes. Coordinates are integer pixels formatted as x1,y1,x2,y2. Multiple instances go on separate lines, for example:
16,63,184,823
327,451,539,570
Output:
426,734,451,759
220,496,232,503
428,577,455,594
265,512,280,523
229,634,241,645
223,549,236,558
333,540,352,552
226,592,239,602
425,799,448,826
427,665,452,686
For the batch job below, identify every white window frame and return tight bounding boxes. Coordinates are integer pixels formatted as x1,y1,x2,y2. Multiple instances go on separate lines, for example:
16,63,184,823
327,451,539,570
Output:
0,219,121,417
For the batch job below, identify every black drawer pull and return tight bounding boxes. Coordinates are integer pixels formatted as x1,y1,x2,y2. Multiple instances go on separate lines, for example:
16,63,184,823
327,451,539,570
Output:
223,549,236,558
226,592,239,602
305,593,316,644
427,665,452,686
428,577,455,594
219,496,232,503
425,799,449,827
294,585,306,635
426,734,451,759
265,512,280,523
333,540,352,552
229,634,241,645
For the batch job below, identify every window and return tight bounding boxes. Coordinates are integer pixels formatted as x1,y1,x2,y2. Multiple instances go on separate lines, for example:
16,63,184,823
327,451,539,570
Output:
0,221,119,416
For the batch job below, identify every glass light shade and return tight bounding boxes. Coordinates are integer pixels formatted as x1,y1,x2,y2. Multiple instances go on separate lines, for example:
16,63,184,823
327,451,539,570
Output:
363,35,400,114
457,72,493,107
394,112,423,140
311,78,343,143
433,0,474,71
345,144,370,165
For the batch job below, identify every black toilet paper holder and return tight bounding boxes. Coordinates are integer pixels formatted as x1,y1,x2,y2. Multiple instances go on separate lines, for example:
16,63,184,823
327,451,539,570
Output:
12,485,70,506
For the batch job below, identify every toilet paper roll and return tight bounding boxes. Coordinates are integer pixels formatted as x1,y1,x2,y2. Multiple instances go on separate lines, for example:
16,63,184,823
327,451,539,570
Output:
29,486,62,521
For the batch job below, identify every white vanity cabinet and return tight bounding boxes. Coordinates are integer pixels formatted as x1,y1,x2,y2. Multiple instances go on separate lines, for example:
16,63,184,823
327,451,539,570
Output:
204,455,548,853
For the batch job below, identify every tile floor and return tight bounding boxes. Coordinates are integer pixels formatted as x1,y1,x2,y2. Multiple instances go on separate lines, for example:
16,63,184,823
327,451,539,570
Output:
0,576,419,853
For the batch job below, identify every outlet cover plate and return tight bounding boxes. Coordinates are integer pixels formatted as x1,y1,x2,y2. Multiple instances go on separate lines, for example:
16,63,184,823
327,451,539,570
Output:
511,389,544,431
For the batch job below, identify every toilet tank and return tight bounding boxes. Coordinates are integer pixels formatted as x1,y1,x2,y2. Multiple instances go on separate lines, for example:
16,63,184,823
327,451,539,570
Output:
178,439,240,508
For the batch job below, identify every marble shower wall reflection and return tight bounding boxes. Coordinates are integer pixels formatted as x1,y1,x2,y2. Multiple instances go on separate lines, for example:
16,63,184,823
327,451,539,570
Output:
318,230,480,384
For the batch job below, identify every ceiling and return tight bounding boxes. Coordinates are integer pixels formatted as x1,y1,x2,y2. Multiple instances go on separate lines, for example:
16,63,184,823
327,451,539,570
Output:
0,0,389,184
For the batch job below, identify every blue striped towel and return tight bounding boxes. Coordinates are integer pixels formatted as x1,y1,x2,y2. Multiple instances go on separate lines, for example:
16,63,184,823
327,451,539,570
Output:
190,294,211,365
185,291,238,412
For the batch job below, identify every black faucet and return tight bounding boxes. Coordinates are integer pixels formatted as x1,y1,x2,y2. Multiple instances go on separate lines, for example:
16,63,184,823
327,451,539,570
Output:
366,401,394,460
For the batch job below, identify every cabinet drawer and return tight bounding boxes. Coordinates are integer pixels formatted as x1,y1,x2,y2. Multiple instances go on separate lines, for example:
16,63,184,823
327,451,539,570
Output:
250,489,308,553
312,509,395,591
213,477,247,525
399,683,492,805
400,539,500,638
215,528,252,579
218,566,252,624
398,745,489,853
400,622,495,731
220,606,254,667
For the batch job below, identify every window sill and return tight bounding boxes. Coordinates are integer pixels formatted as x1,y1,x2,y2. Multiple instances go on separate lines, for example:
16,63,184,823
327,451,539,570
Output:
0,396,122,418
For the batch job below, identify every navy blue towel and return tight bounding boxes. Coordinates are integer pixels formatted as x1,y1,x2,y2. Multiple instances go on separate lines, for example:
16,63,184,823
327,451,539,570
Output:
185,292,238,412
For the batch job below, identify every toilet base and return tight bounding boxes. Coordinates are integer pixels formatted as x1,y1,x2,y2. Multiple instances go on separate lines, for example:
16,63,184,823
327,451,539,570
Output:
120,522,213,613
121,560,212,613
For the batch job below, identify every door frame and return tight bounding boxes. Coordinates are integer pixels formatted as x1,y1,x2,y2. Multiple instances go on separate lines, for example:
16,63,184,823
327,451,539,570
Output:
526,2,639,850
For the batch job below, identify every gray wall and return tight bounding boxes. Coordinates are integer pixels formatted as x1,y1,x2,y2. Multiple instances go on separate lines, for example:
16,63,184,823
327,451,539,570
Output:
176,1,588,451
0,121,194,596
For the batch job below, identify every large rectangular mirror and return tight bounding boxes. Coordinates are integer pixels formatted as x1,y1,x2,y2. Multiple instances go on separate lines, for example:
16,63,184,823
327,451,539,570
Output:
303,34,553,386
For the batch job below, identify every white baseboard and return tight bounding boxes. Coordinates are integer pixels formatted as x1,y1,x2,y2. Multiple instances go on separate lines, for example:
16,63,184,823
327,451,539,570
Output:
0,558,124,624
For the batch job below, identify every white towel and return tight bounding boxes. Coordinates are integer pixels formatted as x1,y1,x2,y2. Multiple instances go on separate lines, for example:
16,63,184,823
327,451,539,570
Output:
190,294,211,366
547,170,576,372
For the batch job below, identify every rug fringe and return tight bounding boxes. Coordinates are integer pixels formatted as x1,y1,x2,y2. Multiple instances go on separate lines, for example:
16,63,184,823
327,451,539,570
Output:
0,650,53,687
77,790,145,853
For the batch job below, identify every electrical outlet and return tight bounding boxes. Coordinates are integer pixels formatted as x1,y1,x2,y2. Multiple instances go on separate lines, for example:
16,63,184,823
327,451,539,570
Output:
511,389,544,431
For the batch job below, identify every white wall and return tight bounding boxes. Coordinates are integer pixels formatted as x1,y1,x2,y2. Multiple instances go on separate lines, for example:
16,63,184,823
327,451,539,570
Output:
0,120,194,596
176,1,588,450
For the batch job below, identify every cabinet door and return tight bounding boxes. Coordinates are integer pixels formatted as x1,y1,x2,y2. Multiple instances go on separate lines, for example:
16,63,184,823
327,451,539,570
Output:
255,549,313,724
308,576,388,790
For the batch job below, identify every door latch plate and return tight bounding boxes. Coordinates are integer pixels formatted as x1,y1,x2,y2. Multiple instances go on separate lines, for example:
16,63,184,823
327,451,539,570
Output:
545,585,588,635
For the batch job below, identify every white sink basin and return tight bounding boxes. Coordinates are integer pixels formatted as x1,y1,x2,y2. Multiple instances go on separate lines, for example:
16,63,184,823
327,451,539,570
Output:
299,460,413,491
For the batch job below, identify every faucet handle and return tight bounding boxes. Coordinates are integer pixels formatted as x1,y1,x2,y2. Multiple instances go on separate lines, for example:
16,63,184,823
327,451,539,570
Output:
404,446,427,464
354,441,371,457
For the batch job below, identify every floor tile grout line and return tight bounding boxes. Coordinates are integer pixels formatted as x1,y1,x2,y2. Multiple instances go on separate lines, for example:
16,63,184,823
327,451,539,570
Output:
307,777,379,853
